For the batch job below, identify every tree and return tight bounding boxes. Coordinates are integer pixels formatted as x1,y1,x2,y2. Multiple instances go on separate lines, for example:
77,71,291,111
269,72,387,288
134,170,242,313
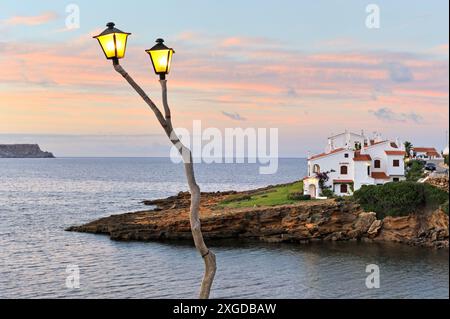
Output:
404,141,413,158
113,62,216,299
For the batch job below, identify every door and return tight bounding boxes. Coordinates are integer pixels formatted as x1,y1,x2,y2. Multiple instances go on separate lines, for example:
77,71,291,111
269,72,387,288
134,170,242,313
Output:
309,184,317,198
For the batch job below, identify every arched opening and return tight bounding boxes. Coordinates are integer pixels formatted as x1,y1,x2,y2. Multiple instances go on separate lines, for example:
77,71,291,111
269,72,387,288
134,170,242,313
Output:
340,165,348,175
309,184,317,198
313,164,321,174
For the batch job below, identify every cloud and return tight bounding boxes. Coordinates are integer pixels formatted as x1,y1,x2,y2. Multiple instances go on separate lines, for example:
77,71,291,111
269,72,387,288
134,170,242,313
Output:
0,32,447,139
221,111,247,121
387,63,414,83
2,11,58,26
370,107,423,123
219,36,275,48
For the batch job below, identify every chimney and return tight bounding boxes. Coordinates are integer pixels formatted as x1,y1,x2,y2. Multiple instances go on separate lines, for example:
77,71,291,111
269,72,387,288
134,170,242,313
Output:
326,139,332,153
345,130,351,149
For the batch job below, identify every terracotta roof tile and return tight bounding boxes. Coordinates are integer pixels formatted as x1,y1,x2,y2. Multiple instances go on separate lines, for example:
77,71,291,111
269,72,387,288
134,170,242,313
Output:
413,147,437,152
353,151,372,161
371,172,390,179
309,148,346,160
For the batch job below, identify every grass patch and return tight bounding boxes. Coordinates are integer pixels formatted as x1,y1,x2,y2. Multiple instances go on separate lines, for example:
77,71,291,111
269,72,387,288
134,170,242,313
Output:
218,181,305,209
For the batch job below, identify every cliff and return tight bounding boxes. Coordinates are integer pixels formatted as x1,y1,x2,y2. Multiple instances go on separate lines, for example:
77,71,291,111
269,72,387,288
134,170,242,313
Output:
67,187,449,249
0,144,55,158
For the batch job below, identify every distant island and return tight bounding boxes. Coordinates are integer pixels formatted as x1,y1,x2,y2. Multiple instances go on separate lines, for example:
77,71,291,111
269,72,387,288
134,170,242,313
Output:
0,144,55,158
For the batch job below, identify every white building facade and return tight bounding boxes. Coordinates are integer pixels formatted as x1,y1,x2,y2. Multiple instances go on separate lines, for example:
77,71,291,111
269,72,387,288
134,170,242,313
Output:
304,131,406,198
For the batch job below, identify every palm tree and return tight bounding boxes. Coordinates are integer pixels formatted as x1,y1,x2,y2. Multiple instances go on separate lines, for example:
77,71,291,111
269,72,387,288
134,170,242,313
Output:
404,141,413,158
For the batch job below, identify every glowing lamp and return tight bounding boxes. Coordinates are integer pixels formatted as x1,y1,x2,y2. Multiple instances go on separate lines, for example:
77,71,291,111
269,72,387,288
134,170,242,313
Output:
93,22,131,61
145,39,174,80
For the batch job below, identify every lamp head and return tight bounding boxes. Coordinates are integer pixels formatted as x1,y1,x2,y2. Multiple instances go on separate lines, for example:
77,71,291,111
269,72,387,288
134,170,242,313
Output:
93,22,131,61
145,38,175,80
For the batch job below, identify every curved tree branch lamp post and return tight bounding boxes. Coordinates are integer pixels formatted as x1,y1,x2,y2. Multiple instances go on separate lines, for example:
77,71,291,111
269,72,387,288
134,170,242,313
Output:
94,22,216,299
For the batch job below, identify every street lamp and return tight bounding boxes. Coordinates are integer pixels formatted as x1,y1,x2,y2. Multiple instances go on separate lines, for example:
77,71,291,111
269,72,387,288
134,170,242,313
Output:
146,38,175,80
93,22,131,62
93,23,216,299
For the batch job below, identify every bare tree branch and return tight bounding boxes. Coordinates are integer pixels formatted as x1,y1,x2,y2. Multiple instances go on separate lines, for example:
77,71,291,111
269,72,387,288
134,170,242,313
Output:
113,61,216,299
160,80,172,127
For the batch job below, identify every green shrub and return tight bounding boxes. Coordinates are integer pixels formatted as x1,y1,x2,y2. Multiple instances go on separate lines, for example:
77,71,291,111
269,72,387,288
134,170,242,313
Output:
423,183,449,210
406,160,425,181
353,181,448,218
319,188,334,198
287,192,311,201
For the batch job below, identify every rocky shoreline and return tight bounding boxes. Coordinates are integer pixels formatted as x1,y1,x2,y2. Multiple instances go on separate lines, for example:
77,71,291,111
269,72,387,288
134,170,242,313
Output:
67,184,449,249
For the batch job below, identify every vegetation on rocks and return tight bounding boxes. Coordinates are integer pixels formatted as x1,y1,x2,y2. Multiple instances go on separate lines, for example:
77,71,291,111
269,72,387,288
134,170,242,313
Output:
67,184,449,249
218,181,304,208
353,181,448,218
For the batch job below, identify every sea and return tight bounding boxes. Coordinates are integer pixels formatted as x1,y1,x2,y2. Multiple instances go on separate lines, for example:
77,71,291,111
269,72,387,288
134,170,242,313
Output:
0,158,448,299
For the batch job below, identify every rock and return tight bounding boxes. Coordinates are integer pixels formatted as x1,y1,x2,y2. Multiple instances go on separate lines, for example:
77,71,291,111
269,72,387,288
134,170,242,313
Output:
367,220,383,237
348,212,377,238
375,209,449,248
0,144,54,158
67,184,449,249
425,176,449,193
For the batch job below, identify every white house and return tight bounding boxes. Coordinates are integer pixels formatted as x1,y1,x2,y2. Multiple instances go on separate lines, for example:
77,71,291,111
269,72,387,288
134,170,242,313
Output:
303,131,406,198
411,147,442,160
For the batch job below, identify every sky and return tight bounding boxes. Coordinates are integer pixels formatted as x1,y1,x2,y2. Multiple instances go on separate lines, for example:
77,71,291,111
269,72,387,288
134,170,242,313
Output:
0,0,448,157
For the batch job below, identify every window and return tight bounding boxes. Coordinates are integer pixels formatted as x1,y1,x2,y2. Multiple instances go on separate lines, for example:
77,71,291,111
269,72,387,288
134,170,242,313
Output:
340,165,348,175
340,184,348,193
344,153,349,158
393,159,400,167
393,178,400,182
374,160,381,168
367,166,371,176
313,164,320,173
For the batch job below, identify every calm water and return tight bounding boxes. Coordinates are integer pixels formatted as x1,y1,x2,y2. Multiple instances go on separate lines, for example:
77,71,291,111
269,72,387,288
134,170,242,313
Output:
0,158,448,299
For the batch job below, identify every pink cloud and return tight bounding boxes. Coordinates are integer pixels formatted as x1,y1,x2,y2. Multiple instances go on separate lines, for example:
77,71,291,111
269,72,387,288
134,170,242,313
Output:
2,11,58,26
0,33,448,138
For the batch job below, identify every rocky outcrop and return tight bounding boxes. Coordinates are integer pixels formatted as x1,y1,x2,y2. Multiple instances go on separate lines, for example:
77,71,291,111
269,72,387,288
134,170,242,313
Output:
375,209,449,248
67,188,449,249
425,176,449,193
0,144,54,158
